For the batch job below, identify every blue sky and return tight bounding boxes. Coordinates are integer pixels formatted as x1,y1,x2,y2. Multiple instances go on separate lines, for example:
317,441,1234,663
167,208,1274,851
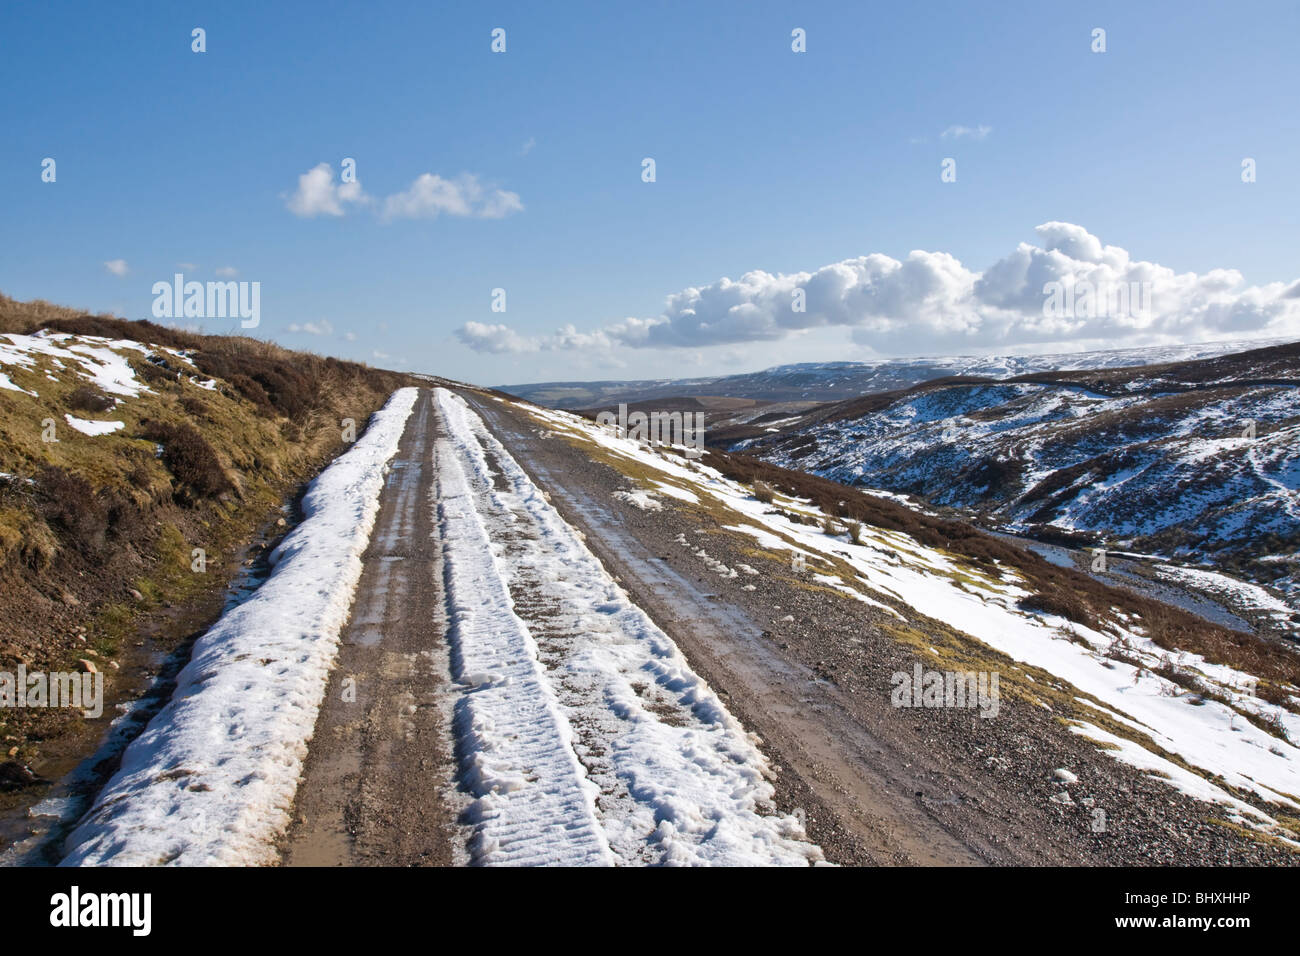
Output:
2,0,1298,386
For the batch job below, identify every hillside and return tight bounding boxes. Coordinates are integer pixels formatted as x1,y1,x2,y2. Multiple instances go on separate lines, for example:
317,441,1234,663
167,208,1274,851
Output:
729,340,1300,618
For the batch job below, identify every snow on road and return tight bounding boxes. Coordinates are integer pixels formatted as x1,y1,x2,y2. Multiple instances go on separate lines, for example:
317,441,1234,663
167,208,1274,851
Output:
433,389,822,866
436,394,614,866
61,388,419,866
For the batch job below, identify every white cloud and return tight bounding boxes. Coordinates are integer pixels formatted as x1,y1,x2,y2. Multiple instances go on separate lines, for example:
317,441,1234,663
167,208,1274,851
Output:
287,319,334,336
285,163,370,218
382,173,523,221
214,266,238,278
521,137,536,156
455,223,1300,356
455,321,542,354
177,262,198,271
103,259,129,277
286,164,522,223
941,124,992,140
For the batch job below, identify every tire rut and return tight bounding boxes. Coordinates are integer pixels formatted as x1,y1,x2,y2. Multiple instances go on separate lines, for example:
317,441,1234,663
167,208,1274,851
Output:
280,390,455,867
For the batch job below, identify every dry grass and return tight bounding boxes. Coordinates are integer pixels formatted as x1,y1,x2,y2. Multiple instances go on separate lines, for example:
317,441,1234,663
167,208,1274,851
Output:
138,420,232,502
1017,592,1098,630
0,293,96,334
66,384,114,414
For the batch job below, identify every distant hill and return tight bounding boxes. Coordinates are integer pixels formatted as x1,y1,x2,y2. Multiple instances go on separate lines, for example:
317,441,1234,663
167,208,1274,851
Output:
499,339,1288,408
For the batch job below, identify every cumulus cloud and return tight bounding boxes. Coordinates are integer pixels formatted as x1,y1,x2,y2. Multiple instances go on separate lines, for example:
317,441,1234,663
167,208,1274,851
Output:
382,173,522,221
286,164,521,222
455,321,542,354
941,124,992,140
214,266,238,278
103,259,129,277
285,163,370,217
455,223,1300,356
287,319,334,336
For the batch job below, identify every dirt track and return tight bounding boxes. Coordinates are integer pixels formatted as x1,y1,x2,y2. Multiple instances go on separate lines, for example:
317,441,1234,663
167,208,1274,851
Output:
281,390,455,866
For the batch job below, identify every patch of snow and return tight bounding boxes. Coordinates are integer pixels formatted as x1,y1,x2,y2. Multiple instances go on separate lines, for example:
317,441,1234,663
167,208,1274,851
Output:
613,489,663,512
1068,721,1291,834
63,414,124,436
1,331,150,397
0,371,37,395
654,482,699,504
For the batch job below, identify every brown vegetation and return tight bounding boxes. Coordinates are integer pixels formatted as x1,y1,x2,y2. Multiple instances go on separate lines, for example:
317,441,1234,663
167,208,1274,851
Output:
138,420,232,502
66,385,114,414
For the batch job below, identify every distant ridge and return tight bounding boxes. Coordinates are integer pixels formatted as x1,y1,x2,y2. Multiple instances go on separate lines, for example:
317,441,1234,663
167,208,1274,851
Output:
500,338,1291,408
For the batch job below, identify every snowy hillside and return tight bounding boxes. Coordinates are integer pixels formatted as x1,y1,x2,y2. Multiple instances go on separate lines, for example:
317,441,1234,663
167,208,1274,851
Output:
734,341,1300,615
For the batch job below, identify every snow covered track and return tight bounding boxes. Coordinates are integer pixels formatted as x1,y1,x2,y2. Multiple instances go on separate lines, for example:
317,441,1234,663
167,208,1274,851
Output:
61,388,419,866
433,389,822,865
435,396,613,866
